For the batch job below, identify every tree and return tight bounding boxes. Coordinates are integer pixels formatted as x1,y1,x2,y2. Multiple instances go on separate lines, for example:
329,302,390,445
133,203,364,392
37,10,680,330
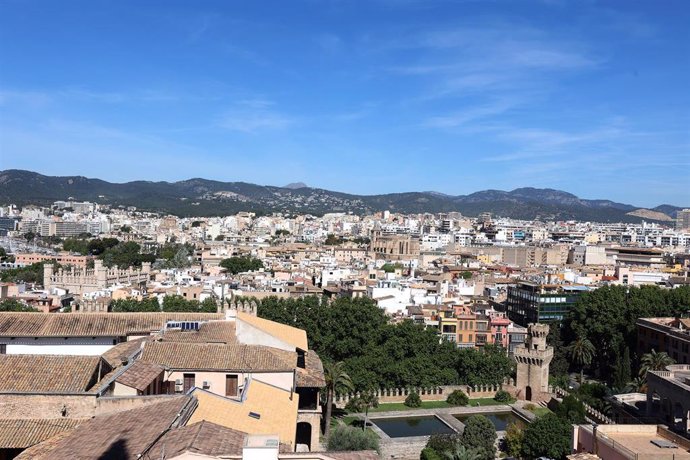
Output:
346,391,379,431
521,413,572,460
420,448,443,460
0,299,39,312
566,285,690,383
219,256,264,274
110,298,160,312
460,271,473,280
324,361,354,438
446,390,469,406
459,415,496,460
405,391,422,408
569,334,595,384
381,263,401,273
327,425,379,452
503,422,524,457
426,434,462,457
613,346,632,391
555,394,586,424
324,234,342,246
639,349,674,379
444,444,482,460
494,389,513,403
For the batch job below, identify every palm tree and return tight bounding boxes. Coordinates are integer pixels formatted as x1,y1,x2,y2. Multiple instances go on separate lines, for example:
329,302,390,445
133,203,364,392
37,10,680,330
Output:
624,376,647,393
324,361,354,438
639,349,674,379
359,391,379,432
443,445,482,460
569,335,595,384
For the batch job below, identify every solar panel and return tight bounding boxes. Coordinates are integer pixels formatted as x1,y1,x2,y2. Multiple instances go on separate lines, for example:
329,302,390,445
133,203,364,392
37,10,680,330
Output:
651,439,678,448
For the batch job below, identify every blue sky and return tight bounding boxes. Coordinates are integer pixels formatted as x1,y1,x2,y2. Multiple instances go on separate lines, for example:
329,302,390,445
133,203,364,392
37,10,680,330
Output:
1,0,688,207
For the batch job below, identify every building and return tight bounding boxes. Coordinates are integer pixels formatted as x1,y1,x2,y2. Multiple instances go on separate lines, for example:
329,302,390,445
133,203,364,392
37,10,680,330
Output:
370,230,420,261
43,259,151,295
637,318,690,364
572,424,690,460
15,252,92,268
514,323,553,401
0,310,327,454
645,364,690,433
677,209,690,231
506,281,589,325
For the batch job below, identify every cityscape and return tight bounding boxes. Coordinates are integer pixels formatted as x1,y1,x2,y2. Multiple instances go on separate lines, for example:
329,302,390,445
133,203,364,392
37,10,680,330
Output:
0,1,689,460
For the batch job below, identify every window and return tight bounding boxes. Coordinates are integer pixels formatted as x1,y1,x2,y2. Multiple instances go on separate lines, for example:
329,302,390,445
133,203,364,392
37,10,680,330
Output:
226,375,239,397
183,373,195,393
0,344,5,354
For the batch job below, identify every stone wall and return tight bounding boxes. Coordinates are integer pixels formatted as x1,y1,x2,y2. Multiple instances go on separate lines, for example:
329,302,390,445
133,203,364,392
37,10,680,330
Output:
0,393,182,419
334,384,506,408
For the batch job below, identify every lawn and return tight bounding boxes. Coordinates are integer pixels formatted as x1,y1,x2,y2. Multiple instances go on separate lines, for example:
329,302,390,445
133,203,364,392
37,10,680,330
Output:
527,406,551,417
366,398,507,413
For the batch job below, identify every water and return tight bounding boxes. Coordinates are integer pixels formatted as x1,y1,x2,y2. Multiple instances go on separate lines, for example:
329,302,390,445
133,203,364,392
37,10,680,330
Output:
371,416,455,438
454,412,523,431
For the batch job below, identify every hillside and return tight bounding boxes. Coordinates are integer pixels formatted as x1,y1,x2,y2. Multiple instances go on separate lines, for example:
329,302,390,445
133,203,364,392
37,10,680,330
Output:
0,170,683,222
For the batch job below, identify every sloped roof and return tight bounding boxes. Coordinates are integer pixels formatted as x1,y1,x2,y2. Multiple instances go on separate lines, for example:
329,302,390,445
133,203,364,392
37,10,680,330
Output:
188,381,299,446
0,418,84,449
101,337,148,367
147,420,248,458
115,360,164,392
0,355,102,393
160,320,237,344
238,312,308,350
140,341,296,372
0,312,223,337
15,396,194,460
296,350,326,388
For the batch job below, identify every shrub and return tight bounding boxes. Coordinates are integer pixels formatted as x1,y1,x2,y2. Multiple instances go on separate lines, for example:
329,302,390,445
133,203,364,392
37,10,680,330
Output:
327,425,379,453
555,394,586,424
521,413,571,459
459,415,496,460
420,447,443,460
494,389,513,403
405,391,422,407
446,390,469,406
523,403,536,411
425,433,462,456
503,422,524,457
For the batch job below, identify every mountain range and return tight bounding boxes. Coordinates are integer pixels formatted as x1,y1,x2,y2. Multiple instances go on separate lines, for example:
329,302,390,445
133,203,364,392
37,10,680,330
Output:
0,170,684,222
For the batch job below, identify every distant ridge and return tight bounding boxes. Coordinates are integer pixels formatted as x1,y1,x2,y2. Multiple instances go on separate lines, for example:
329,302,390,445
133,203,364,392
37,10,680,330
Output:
0,169,684,222
283,182,308,190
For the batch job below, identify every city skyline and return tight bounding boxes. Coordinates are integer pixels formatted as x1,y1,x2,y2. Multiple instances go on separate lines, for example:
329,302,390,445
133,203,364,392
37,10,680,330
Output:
1,0,689,208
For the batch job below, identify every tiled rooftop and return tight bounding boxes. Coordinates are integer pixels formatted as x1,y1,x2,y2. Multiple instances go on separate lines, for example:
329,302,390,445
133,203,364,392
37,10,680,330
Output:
0,312,223,337
0,355,103,393
140,341,296,372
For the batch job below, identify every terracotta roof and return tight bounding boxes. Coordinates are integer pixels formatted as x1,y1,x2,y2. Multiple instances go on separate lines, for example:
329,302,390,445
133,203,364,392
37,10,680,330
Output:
101,337,148,368
0,312,223,337
15,396,195,460
115,360,164,392
0,418,84,448
188,382,298,446
0,355,104,393
140,341,296,372
238,312,308,350
296,350,326,388
147,420,249,458
160,320,237,343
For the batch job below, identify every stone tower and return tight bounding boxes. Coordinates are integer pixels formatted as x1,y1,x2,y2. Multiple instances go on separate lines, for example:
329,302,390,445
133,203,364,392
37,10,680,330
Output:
514,323,553,401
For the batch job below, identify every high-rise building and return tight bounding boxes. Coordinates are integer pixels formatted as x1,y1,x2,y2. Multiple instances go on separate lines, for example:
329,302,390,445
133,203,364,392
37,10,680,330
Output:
677,209,690,231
